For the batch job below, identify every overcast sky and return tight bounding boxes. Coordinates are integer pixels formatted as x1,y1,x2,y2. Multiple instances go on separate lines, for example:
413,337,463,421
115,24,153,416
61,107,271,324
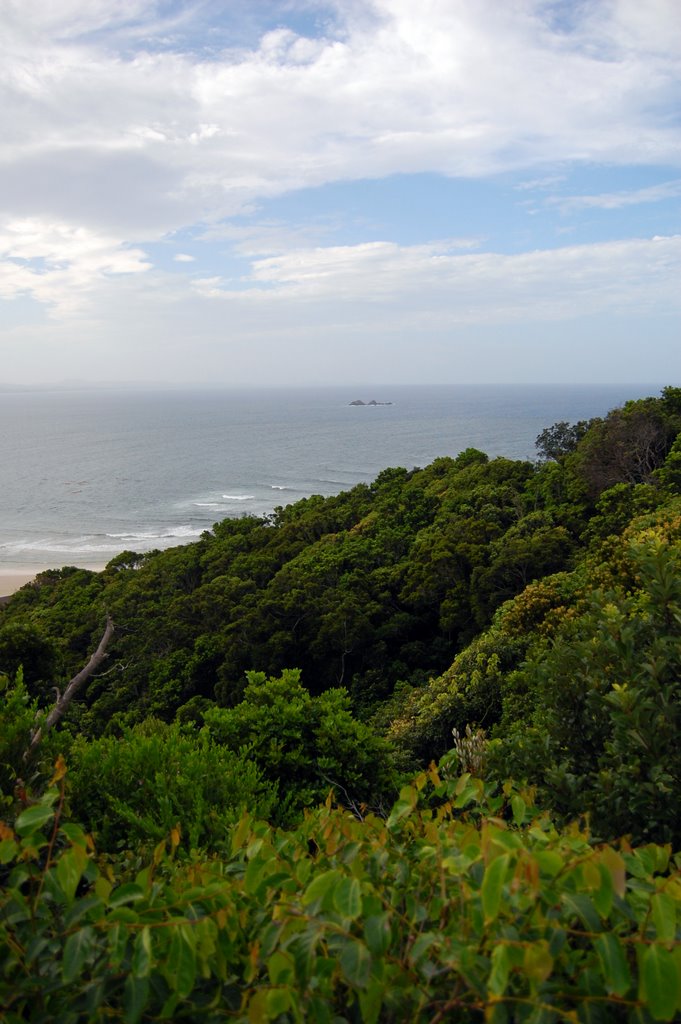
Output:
1,0,680,387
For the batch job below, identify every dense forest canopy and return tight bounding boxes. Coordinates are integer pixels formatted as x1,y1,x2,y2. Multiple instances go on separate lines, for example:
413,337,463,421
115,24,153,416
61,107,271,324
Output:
1,387,681,1021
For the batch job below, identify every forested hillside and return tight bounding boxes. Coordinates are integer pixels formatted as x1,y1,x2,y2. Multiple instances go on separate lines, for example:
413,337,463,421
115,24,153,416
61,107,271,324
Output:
2,387,681,1021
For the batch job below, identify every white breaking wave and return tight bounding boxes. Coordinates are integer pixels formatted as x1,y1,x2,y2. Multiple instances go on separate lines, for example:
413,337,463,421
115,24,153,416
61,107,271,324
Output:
221,494,255,501
0,525,203,558
106,526,202,540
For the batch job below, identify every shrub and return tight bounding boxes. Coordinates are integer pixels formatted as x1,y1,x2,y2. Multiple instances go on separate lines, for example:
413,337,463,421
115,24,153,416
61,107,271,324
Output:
67,719,277,852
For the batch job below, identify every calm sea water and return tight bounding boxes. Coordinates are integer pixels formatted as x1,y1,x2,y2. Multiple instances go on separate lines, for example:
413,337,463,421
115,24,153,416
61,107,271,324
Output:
0,384,663,570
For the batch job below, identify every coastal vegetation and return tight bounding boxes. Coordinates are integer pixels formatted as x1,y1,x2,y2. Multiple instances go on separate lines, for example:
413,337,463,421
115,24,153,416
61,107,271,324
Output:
1,387,681,1021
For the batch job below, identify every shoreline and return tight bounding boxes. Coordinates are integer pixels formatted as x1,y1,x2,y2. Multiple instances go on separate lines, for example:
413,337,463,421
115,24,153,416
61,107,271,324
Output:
0,565,105,599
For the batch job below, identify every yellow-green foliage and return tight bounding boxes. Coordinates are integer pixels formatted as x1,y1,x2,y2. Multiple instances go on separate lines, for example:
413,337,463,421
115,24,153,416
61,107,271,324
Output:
2,763,681,1023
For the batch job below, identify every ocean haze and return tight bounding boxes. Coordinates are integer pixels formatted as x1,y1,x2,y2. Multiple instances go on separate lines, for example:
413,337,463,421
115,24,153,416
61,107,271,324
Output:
0,383,665,571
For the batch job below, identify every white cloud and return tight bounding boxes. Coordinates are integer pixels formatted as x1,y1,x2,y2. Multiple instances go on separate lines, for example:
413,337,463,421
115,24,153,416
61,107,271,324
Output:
0,218,150,314
0,0,679,383
1,0,679,247
174,252,195,262
187,233,681,325
549,179,681,212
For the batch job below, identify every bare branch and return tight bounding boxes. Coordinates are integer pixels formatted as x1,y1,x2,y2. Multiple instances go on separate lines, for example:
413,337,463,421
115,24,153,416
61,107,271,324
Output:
24,615,114,762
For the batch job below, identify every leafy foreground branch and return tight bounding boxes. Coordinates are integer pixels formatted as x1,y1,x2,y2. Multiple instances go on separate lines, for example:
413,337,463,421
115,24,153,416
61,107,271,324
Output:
2,762,680,1023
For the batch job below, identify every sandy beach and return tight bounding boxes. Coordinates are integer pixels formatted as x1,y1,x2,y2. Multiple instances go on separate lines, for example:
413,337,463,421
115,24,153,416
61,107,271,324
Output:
0,566,105,599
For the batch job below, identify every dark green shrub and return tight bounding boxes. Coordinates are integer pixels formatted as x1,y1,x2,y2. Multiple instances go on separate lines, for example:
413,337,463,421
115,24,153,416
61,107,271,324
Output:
67,719,277,852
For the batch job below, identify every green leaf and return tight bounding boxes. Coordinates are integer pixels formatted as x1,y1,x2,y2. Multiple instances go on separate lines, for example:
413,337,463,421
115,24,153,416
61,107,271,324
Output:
266,988,291,1016
62,926,96,984
108,922,129,968
386,798,414,829
511,795,526,825
488,943,512,996
535,850,564,879
364,913,391,956
0,838,18,864
334,877,361,920
123,974,149,1024
56,844,89,903
109,883,145,908
15,803,54,836
640,944,680,1021
339,939,371,988
410,932,437,964
131,926,152,978
358,979,385,1024
482,854,510,924
167,926,197,999
591,863,614,919
268,950,294,986
651,893,676,943
594,933,630,997
523,941,553,987
561,892,602,933
302,868,341,909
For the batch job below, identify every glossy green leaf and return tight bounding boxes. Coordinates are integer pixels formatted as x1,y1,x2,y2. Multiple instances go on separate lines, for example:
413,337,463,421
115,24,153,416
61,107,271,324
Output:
56,844,89,903
268,950,294,986
334,876,361,919
0,838,18,864
594,933,630,997
14,803,54,836
482,854,510,924
123,974,149,1024
364,912,391,956
62,926,96,985
640,944,680,1021
167,926,196,999
108,883,145,908
591,863,614,919
108,921,129,968
267,987,291,1016
339,939,371,988
358,979,385,1024
523,940,553,986
561,892,602,933
511,795,526,825
386,798,414,829
131,926,152,978
651,893,676,943
302,868,341,908
488,943,512,996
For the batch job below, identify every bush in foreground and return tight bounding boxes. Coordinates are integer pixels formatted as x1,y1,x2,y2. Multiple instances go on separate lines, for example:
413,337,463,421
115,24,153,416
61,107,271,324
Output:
1,761,680,1023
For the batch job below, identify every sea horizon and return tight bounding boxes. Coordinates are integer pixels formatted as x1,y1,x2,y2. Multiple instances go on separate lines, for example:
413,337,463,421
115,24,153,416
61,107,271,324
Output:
0,382,670,578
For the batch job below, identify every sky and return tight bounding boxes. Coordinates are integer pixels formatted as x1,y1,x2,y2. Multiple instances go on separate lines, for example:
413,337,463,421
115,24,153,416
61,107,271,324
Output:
1,0,680,387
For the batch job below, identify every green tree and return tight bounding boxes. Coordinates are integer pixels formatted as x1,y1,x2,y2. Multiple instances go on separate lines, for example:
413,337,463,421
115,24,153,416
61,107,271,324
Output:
204,669,398,822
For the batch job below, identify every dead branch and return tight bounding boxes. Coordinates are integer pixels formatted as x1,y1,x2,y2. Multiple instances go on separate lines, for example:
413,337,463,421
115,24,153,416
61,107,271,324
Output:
24,615,114,762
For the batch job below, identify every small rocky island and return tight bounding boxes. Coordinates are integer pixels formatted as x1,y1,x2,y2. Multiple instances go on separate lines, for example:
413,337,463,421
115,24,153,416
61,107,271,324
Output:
349,399,393,406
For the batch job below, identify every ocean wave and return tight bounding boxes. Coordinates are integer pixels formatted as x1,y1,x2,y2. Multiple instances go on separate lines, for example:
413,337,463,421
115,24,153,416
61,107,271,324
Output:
106,526,202,541
0,524,204,558
270,485,297,492
2,537,125,555
221,494,255,501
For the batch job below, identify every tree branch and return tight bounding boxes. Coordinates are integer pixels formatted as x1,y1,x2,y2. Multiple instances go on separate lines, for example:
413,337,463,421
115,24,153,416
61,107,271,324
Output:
24,615,115,762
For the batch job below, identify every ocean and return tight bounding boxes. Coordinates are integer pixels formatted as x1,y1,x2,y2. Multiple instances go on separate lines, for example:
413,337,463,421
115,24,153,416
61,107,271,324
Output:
0,383,663,571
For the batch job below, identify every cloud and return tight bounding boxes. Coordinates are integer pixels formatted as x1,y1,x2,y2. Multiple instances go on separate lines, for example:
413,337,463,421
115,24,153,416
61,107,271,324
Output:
174,252,195,262
1,0,680,249
1,0,680,384
188,233,681,326
0,218,150,314
548,179,681,213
